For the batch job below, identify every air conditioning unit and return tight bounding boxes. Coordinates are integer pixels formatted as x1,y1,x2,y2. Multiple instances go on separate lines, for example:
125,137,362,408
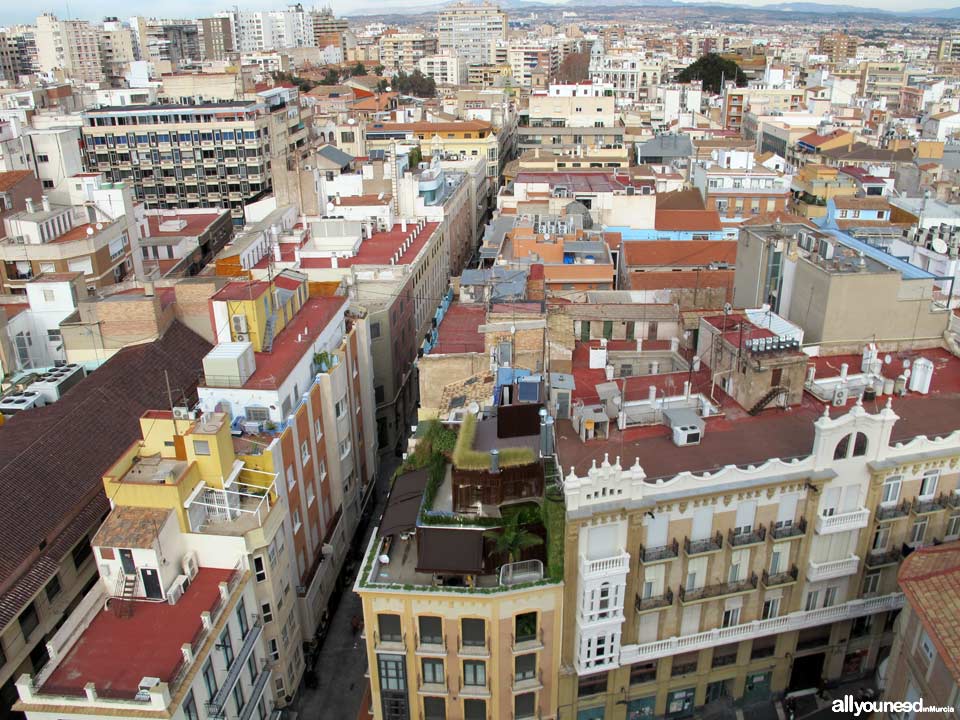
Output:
172,406,195,420
166,574,190,604
832,386,849,406
235,332,249,342
322,543,334,557
672,425,702,446
231,314,248,333
181,551,199,580
136,677,160,701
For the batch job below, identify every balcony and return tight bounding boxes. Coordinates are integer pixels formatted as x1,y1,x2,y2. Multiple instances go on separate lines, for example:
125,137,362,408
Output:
815,508,871,535
236,660,271,720
876,501,910,522
770,517,807,541
636,588,674,613
684,532,723,556
807,555,860,582
207,615,264,718
500,559,543,587
912,495,950,515
580,552,630,580
679,573,758,604
619,592,904,665
865,548,902,568
373,630,407,653
511,670,543,693
415,632,446,656
729,526,767,547
639,539,679,564
761,565,799,587
457,634,490,658
511,628,544,653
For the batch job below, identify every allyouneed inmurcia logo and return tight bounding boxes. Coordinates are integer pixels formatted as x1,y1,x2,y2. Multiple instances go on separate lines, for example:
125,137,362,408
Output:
832,696,956,717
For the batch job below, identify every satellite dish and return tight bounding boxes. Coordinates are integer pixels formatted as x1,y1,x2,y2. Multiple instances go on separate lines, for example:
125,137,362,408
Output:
903,359,911,369
347,118,356,125
884,354,892,365
723,302,733,315
467,401,480,415
86,227,94,236
932,237,948,254
95,222,103,230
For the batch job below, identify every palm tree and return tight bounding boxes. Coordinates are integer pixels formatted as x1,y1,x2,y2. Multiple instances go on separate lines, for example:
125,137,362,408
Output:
485,515,543,564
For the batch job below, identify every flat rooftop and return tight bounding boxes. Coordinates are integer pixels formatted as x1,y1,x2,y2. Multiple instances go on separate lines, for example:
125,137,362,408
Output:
145,212,224,238
41,567,232,698
299,221,439,269
243,295,347,390
514,172,630,193
431,304,486,355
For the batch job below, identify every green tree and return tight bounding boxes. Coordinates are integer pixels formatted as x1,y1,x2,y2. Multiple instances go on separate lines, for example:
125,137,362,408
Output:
394,69,437,98
555,51,590,83
408,146,423,167
319,68,340,86
373,64,385,75
375,79,389,93
351,62,367,76
675,53,747,94
484,515,543,564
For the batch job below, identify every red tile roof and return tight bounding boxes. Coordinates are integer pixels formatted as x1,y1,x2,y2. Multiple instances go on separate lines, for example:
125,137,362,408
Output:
211,280,270,302
622,240,737,267
431,304,486,354
627,269,734,292
0,170,34,193
41,567,232,697
654,209,723,232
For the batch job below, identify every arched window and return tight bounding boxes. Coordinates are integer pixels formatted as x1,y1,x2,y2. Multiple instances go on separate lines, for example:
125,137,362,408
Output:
833,434,851,460
852,432,868,457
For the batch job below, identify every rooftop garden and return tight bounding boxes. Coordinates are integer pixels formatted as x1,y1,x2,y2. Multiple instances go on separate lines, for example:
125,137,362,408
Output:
451,413,537,470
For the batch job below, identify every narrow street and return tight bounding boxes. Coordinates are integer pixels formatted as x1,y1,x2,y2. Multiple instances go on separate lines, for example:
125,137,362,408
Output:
290,454,399,720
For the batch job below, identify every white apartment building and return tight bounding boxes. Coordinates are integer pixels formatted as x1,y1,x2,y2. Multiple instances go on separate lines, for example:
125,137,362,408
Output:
34,14,104,84
417,54,466,86
437,3,506,66
218,6,316,53
590,53,666,103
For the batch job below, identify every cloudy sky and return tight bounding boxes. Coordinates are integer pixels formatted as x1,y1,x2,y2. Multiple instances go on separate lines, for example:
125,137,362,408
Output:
2,0,958,26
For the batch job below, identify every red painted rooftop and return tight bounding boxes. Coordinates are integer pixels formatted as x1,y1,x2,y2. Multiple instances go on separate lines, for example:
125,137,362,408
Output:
244,295,347,390
431,304,486,355
558,344,960,479
145,212,224,237
299,222,439,270
41,567,231,698
212,280,270,302
514,172,629,193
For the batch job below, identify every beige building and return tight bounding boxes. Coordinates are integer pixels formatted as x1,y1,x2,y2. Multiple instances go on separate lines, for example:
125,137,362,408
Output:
379,33,438,73
34,13,104,84
732,223,951,347
437,3,506,66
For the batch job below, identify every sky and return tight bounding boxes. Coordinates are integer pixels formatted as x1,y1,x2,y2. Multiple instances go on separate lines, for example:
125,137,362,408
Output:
2,0,959,27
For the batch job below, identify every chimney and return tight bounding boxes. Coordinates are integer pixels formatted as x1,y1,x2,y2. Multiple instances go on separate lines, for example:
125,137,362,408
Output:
840,363,849,380
331,255,338,269
648,385,657,403
273,242,282,261
489,448,500,474
335,193,341,205
41,195,51,212
401,218,407,232
25,197,35,213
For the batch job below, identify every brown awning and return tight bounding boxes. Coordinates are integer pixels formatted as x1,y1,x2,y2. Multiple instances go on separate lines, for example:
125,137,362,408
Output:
416,526,485,575
377,468,429,538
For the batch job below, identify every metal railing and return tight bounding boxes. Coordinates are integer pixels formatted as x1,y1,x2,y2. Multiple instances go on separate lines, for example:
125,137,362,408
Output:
761,565,799,587
684,532,723,556
680,573,758,603
729,526,767,547
636,587,674,612
237,660,272,720
912,495,950,515
865,548,903,568
639,539,679,564
500,559,544,586
207,614,263,718
771,517,807,540
876,501,910,521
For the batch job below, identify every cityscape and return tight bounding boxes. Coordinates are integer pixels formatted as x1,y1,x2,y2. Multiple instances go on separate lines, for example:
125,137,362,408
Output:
0,2,959,720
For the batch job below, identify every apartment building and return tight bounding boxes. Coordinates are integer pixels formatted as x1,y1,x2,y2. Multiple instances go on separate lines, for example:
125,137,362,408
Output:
858,63,907,111
884,544,960,713
0,322,210,720
379,33,438,73
590,54,665,103
33,14,104,84
129,17,201,71
550,311,960,718
732,222,951,345
80,89,309,225
417,54,467,86
0,174,139,294
506,43,560,88
817,32,858,64
14,416,280,720
99,19,136,81
194,274,377,679
355,407,564,720
437,3,506,66
217,6,315,54
312,8,348,57
690,150,792,235
135,207,234,279
721,86,805,132
198,17,236,62
366,121,500,180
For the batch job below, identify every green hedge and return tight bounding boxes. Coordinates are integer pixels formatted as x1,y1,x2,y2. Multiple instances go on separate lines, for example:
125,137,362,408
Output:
451,414,536,470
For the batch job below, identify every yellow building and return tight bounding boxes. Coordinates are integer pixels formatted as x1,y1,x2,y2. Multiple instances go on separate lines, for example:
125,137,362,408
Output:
789,164,857,219
366,120,500,179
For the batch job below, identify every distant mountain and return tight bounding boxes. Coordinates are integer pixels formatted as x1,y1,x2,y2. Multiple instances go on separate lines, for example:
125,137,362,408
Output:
911,5,960,16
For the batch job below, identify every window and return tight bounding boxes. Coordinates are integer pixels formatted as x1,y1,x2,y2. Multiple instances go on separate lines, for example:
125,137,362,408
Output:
378,614,402,643
42,289,55,302
578,672,607,697
253,556,266,582
261,602,273,623
464,700,486,720
881,475,901,505
920,469,939,498
236,597,249,639
268,638,280,662
219,626,235,668
193,440,210,455
515,612,537,643
463,660,486,687
630,661,657,685
370,321,381,339
919,630,936,663
419,616,443,645
853,432,868,457
910,518,928,545
823,586,838,608
314,417,323,441
300,440,310,465
805,590,819,612
36,154,49,162
46,574,61,601
335,397,347,418
375,386,385,403
762,597,780,619
231,681,245,716
247,654,258,685
202,658,217,699
422,658,444,685
18,602,39,640
514,692,536,719
947,514,960,539
863,571,881,595
722,607,740,627
515,654,536,681
462,618,485,647
423,697,446,720
293,509,301,533
71,538,92,568
47,329,61,342
183,690,199,720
